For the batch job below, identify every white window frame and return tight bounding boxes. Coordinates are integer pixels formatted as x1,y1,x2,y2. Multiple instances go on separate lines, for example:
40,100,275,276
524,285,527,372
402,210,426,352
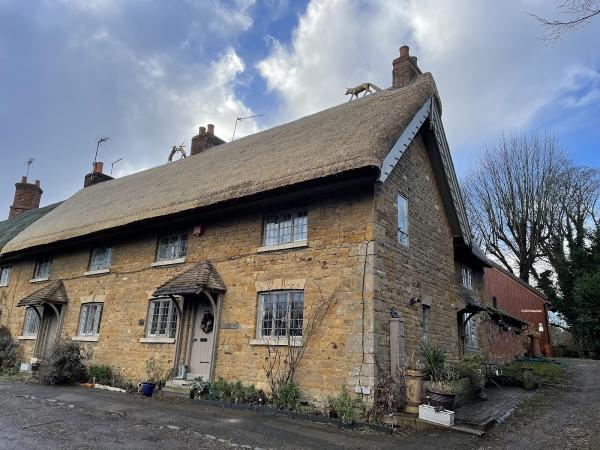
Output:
397,194,409,246
156,233,188,262
256,290,304,341
33,257,52,280
464,313,478,350
146,297,178,338
262,210,308,247
0,265,11,287
462,266,473,290
78,303,103,337
22,307,40,337
89,248,112,272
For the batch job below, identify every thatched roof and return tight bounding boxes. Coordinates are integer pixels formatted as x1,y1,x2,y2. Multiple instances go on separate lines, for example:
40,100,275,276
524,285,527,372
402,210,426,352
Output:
153,261,226,296
2,73,439,254
16,280,69,307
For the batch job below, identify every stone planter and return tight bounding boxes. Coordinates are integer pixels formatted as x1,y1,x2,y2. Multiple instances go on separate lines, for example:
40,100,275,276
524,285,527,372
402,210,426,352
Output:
404,369,424,414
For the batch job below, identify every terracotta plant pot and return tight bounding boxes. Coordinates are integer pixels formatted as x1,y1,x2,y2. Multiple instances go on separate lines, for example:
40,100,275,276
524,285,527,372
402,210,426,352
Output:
404,369,424,414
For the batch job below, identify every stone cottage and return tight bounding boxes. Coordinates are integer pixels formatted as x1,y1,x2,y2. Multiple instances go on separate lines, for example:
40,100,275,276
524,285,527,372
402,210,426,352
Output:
1,47,495,402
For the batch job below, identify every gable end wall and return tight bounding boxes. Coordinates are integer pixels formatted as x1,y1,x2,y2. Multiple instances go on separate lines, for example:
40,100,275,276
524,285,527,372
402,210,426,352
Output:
373,131,459,374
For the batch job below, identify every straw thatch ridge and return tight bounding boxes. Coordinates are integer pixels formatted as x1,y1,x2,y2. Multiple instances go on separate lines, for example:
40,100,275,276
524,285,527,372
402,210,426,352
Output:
2,73,440,254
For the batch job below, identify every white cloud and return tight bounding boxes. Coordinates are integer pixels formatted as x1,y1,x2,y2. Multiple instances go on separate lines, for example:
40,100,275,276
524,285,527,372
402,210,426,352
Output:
257,0,600,155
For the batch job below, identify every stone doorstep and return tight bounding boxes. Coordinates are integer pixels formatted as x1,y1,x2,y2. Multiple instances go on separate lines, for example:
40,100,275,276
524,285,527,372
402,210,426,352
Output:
165,379,195,389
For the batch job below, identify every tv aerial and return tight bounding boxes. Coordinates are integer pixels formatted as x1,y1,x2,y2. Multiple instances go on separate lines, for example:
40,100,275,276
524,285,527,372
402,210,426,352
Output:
231,114,263,142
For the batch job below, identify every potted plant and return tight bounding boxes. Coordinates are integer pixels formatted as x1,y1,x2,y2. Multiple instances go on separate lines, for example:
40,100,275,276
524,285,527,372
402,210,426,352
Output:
404,351,424,414
141,357,168,397
425,369,459,411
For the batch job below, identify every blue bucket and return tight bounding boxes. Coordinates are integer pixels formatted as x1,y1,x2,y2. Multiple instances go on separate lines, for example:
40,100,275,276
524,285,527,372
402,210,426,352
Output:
141,382,156,397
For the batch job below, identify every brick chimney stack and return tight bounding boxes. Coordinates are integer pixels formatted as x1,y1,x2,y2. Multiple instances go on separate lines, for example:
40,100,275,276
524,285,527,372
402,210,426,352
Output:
191,123,225,156
392,45,422,89
84,161,113,188
9,176,43,219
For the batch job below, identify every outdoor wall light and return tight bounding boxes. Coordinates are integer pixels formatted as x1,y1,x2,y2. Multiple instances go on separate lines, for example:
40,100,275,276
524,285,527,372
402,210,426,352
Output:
409,296,421,306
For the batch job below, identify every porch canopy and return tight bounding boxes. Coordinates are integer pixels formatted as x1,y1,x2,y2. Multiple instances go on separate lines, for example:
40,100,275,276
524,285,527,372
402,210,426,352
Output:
458,287,485,312
153,261,226,297
16,280,69,307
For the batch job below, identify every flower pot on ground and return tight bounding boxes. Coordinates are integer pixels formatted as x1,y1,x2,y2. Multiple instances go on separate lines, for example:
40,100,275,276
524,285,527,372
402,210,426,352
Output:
404,369,424,414
141,382,156,397
142,357,169,397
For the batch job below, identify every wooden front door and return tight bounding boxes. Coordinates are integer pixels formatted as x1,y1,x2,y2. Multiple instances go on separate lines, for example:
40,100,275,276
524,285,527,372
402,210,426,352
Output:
188,296,215,380
38,305,61,357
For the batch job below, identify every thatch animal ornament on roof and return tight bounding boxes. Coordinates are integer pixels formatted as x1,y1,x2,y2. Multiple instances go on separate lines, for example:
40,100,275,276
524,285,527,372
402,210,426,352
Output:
168,144,187,162
345,82,382,101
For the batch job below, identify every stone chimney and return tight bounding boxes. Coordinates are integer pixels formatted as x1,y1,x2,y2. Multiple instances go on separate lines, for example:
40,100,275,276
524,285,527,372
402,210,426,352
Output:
9,176,42,219
84,161,113,188
191,123,225,156
392,45,422,89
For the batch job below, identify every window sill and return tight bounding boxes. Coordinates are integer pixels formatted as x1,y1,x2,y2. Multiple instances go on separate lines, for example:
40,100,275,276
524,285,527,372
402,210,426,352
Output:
84,268,110,276
18,335,37,340
249,337,303,347
151,258,186,267
139,337,175,344
30,277,49,283
257,240,308,253
72,335,99,342
0,283,8,288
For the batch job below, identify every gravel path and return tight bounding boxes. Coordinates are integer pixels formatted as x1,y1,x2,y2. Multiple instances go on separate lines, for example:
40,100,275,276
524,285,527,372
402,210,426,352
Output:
477,358,600,450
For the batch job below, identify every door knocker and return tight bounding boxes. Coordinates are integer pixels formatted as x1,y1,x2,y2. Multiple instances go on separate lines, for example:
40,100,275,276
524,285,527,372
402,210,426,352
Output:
200,311,214,334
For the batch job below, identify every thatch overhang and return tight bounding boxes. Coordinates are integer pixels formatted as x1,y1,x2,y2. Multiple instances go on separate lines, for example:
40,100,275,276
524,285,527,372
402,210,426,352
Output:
1,73,441,255
16,280,69,307
153,261,226,297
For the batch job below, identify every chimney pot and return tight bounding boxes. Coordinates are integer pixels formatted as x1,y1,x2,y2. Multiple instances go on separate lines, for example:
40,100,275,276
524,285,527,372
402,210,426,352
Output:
92,161,104,174
84,161,113,188
9,176,43,219
191,122,225,156
392,44,422,89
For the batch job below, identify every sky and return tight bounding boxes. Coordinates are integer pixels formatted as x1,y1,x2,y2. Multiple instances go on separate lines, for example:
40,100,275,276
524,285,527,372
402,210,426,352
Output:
0,0,599,216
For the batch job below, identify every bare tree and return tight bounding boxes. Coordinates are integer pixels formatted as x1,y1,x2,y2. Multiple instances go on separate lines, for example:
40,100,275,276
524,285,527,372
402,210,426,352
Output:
261,283,339,397
532,0,600,41
463,131,570,282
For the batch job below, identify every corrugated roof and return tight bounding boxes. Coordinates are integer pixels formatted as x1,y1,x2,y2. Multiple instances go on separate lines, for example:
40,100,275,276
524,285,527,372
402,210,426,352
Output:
0,203,62,252
1,73,439,255
16,280,69,307
153,261,226,296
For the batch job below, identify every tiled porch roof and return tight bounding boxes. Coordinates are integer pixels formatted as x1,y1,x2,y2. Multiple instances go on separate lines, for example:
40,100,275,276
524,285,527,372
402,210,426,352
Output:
16,280,69,307
458,287,485,311
153,261,226,297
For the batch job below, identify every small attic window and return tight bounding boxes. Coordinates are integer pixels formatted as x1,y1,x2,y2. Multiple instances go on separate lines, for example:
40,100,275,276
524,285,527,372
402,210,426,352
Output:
0,265,11,287
263,211,308,247
33,257,52,280
156,233,188,262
